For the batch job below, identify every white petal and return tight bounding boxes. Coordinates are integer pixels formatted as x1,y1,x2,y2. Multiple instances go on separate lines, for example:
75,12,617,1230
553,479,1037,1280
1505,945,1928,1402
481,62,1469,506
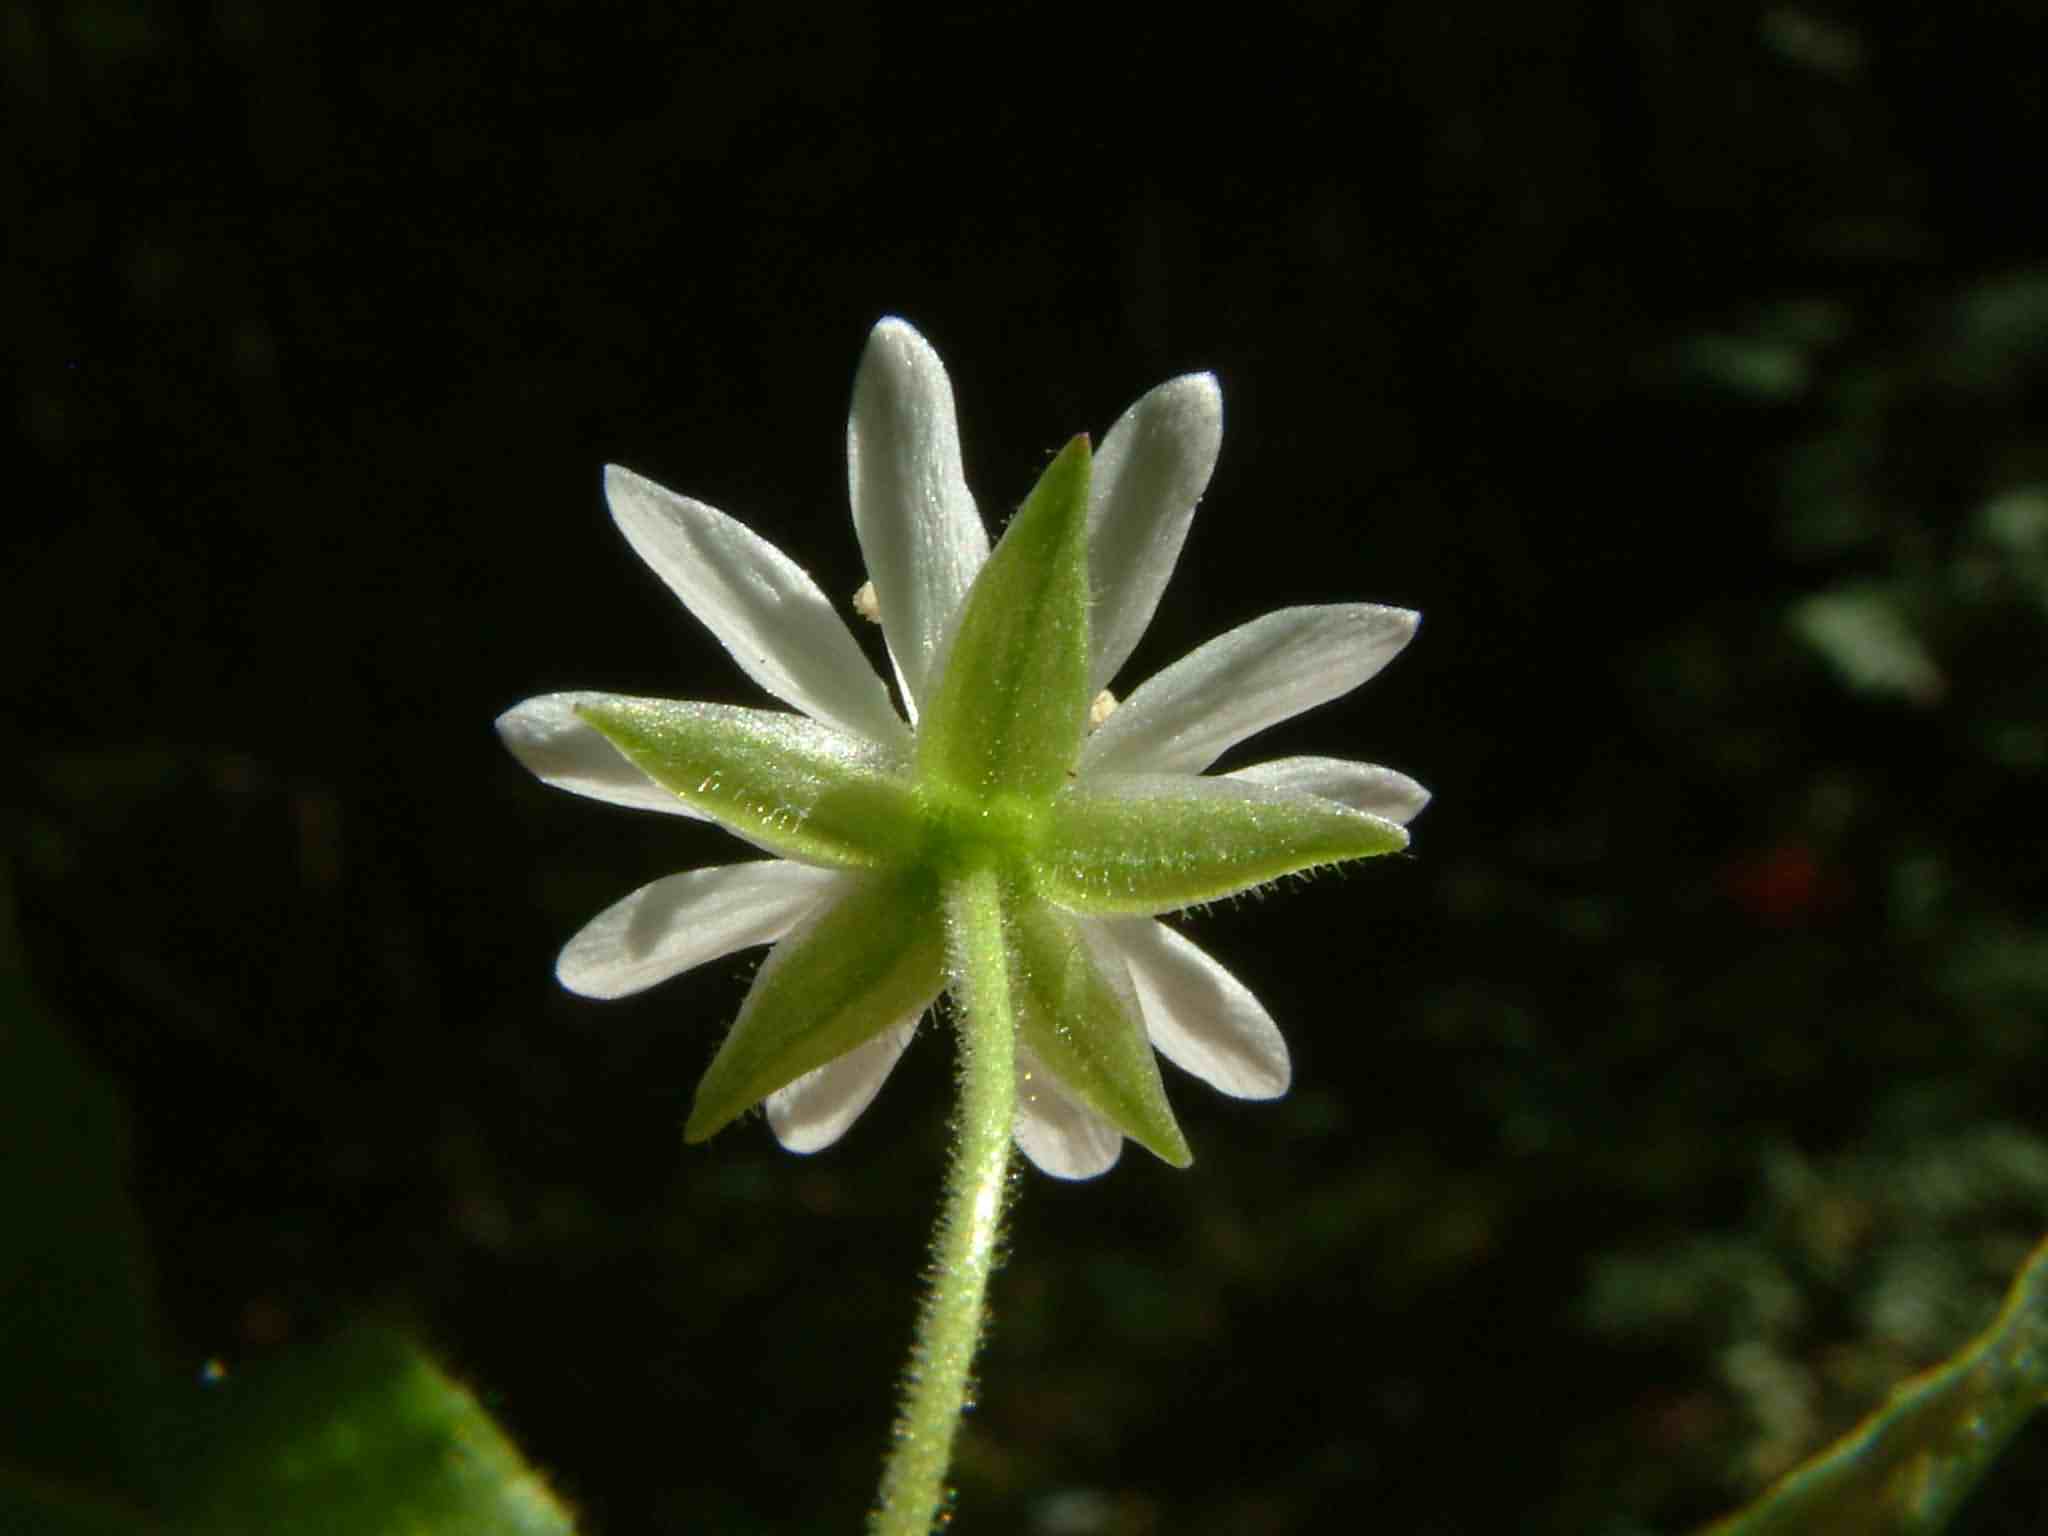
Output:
556,862,844,999
1224,756,1431,825
1013,1046,1124,1180
846,318,989,719
604,466,910,750
1087,373,1222,695
1091,918,1289,1099
497,692,708,818
765,1017,919,1154
1079,605,1419,776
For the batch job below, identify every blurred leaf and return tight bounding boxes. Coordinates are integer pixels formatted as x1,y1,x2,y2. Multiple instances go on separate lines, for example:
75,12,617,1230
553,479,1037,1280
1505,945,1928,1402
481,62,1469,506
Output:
1678,336,1813,401
1980,487,2048,558
181,1324,577,1536
0,870,576,1534
1676,300,1849,401
1939,269,2048,394
1790,583,1945,703
1701,1233,2048,1534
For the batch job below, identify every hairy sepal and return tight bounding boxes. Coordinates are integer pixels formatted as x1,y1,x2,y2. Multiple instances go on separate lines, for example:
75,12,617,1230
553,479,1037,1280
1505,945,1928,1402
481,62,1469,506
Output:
1005,886,1191,1168
685,870,944,1143
576,697,920,869
1038,774,1407,916
916,436,1092,802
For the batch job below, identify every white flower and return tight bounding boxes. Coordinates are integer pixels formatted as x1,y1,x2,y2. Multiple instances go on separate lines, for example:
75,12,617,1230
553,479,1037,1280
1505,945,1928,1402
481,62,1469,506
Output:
498,319,1424,1179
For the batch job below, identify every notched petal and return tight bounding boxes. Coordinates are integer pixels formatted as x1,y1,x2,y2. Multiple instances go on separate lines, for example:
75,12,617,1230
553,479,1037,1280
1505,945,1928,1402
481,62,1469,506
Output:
575,696,920,869
1041,773,1407,916
686,870,944,1144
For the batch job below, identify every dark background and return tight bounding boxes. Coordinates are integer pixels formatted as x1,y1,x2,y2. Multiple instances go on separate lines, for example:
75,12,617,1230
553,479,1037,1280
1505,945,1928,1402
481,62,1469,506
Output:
10,1,2048,1531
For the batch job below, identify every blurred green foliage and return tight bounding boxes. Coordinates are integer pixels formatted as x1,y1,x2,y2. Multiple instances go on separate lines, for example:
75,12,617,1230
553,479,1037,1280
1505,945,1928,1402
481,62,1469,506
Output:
1703,1233,2048,1534
0,878,578,1535
1570,263,2048,1531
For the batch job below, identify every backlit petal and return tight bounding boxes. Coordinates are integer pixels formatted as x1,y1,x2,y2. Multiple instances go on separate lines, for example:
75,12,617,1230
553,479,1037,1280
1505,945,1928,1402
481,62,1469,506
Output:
766,1017,920,1153
847,318,989,719
1079,605,1419,776
556,861,843,999
1013,1046,1124,1180
605,466,909,750
496,692,706,819
1087,373,1222,694
1091,917,1289,1099
685,869,944,1144
1224,755,1431,824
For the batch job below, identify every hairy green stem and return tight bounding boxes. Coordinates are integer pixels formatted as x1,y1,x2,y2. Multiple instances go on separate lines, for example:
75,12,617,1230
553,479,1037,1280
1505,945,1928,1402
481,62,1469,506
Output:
871,866,1017,1535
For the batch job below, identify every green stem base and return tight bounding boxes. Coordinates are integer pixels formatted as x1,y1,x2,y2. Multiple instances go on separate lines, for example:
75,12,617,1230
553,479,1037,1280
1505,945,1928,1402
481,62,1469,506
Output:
870,867,1017,1535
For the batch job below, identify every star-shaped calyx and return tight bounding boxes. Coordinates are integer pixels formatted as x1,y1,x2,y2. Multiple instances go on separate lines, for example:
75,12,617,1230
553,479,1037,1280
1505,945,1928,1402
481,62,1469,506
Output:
498,319,1424,1178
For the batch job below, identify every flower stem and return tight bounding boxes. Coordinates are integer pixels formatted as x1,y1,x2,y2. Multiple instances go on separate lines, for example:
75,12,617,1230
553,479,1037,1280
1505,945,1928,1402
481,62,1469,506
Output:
871,865,1017,1535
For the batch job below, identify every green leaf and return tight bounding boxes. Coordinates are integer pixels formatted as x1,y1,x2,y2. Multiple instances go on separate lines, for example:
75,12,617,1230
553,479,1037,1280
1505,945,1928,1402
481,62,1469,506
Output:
1700,1232,2048,1535
1005,888,1190,1168
686,870,945,1143
181,1323,577,1536
0,871,577,1536
916,435,1092,801
576,698,920,868
1039,774,1407,916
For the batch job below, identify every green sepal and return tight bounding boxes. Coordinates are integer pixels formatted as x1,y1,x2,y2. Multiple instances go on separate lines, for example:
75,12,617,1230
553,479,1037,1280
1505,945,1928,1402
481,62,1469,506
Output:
1040,774,1408,915
576,697,920,869
1005,885,1191,1168
685,870,945,1143
916,435,1092,802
